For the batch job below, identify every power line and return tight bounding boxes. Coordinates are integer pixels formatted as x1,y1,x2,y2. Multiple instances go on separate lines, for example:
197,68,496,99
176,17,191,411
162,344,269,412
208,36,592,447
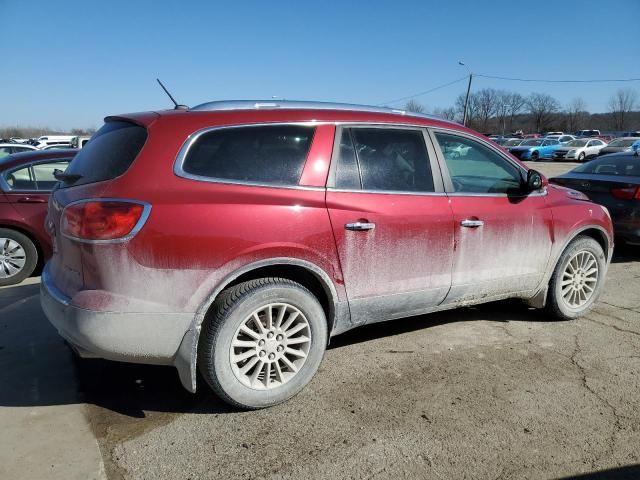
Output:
475,74,640,84
377,75,468,106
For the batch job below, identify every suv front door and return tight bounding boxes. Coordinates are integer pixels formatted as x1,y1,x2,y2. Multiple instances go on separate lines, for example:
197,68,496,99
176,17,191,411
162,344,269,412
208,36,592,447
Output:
430,130,553,304
326,126,454,326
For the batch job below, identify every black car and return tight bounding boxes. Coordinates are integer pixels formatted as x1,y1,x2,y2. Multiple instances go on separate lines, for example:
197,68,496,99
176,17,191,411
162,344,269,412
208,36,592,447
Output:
550,152,640,245
598,137,640,156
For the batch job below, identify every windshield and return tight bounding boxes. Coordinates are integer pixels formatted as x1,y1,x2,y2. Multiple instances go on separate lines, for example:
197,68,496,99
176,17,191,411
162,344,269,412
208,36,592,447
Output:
572,155,640,176
521,140,542,146
567,140,588,147
608,138,637,147
504,139,522,146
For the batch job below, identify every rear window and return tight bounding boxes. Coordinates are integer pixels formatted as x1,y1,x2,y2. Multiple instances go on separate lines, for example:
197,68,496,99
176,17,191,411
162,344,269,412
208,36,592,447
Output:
181,125,315,186
61,121,147,187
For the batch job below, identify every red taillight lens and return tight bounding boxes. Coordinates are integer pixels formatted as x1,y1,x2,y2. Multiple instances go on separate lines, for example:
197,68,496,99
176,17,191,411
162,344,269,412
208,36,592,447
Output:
610,186,640,200
61,201,147,241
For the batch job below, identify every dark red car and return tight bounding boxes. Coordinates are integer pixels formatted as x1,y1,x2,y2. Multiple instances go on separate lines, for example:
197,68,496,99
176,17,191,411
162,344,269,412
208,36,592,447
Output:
41,101,613,409
0,150,76,285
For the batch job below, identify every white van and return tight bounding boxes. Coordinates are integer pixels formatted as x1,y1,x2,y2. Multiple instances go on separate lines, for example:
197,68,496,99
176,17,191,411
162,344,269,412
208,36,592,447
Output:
35,135,75,149
70,136,91,148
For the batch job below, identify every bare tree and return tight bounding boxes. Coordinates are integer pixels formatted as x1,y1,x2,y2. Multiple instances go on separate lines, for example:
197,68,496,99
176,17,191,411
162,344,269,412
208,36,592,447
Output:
404,99,426,113
526,93,560,132
454,92,480,129
474,88,500,132
608,88,638,131
504,92,526,132
565,98,588,132
433,106,457,121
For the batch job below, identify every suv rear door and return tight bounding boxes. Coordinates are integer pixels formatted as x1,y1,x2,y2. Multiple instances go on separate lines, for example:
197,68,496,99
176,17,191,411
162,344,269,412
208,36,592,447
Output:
326,126,454,326
429,129,553,303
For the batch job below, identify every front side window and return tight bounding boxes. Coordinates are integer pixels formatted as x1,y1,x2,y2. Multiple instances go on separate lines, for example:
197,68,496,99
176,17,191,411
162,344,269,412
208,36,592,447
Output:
182,125,315,186
333,127,434,193
435,132,523,194
5,166,35,189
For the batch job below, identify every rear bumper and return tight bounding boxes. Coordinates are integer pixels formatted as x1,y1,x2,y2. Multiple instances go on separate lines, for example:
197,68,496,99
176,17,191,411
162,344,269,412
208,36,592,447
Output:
40,263,194,367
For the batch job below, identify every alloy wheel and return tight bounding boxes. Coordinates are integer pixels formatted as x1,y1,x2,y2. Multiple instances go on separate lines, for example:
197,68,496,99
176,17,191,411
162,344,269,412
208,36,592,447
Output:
230,303,312,390
0,238,27,279
560,250,599,308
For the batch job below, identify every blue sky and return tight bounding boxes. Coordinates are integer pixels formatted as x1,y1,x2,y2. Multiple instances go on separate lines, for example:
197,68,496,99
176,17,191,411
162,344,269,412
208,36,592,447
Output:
1,0,639,130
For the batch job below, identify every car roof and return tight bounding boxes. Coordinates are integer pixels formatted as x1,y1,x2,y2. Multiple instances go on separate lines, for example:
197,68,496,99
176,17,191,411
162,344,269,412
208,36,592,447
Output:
110,99,464,131
0,149,77,171
0,143,36,148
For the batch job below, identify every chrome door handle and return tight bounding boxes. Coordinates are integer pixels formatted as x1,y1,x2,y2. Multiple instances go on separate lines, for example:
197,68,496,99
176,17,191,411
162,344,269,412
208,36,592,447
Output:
460,219,484,228
345,222,376,231
17,197,46,203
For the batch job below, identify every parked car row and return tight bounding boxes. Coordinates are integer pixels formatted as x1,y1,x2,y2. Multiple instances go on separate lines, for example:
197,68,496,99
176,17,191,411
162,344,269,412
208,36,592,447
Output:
0,134,90,154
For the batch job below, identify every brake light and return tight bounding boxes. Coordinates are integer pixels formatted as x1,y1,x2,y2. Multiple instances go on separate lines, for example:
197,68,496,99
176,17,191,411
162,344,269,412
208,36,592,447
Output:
610,186,640,200
61,200,149,241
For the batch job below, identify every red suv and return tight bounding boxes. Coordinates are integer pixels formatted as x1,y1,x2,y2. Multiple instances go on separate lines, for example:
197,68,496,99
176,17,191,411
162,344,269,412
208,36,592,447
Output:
41,101,613,409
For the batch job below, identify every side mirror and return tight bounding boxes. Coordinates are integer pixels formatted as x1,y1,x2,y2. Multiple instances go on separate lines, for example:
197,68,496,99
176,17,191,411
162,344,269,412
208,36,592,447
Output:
526,169,547,191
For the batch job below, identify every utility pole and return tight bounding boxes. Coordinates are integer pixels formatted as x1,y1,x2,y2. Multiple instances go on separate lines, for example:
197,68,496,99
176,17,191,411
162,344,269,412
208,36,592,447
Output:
459,61,472,127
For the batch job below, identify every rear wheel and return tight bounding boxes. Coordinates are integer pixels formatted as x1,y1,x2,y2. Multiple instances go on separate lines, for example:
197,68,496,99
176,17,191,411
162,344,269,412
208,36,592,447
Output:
0,228,38,287
198,277,328,409
546,236,606,320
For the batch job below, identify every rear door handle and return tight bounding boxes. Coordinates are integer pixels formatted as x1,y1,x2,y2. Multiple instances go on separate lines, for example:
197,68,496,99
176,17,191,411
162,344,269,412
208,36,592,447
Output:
345,222,376,231
17,197,46,203
460,219,484,228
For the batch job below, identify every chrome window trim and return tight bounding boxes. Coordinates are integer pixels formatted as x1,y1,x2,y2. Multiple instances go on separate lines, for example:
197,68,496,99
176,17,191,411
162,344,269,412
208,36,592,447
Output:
0,158,73,192
326,123,445,194
327,187,447,197
173,122,328,191
60,198,152,244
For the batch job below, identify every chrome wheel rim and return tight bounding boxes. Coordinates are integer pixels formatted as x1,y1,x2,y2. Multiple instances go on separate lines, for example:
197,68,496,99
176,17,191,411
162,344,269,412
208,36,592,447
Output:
230,303,311,390
0,238,27,279
561,251,599,308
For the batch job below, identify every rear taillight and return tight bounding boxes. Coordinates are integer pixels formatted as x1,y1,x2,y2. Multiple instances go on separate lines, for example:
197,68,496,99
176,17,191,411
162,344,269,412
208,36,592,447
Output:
610,186,640,200
61,200,149,241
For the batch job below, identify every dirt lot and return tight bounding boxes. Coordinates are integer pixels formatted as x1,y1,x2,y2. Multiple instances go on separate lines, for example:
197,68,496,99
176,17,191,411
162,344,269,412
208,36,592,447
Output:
1,161,639,480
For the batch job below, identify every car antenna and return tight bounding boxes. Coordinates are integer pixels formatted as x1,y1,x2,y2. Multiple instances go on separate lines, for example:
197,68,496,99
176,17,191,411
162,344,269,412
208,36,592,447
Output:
156,78,188,110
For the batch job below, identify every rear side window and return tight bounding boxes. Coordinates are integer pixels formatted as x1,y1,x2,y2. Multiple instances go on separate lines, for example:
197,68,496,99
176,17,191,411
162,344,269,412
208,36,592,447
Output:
62,121,147,187
181,125,315,186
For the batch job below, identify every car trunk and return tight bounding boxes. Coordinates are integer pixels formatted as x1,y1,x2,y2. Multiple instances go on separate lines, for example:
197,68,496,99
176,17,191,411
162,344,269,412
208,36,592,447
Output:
47,119,149,300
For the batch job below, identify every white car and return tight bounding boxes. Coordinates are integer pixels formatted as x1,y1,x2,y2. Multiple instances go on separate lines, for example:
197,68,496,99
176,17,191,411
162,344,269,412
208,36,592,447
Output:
0,143,38,158
553,138,608,161
546,134,575,144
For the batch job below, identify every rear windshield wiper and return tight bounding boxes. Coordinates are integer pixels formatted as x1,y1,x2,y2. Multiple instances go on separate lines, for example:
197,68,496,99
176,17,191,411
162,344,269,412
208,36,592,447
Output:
53,169,82,183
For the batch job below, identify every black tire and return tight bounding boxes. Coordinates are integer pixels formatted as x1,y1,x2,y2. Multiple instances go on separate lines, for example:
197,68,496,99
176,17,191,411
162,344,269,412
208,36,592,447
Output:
0,228,38,287
531,151,539,161
198,277,328,409
545,236,606,320
578,152,586,162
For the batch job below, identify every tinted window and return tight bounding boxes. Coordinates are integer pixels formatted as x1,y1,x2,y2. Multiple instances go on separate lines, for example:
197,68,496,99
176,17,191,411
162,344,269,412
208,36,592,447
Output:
0,147,11,158
62,121,147,188
346,128,434,193
183,125,315,186
435,132,523,194
33,161,70,190
572,156,640,176
5,166,35,189
333,129,361,189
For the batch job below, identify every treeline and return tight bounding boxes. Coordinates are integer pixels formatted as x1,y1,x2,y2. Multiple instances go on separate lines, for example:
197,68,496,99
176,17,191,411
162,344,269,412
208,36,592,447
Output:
0,126,96,140
404,87,639,134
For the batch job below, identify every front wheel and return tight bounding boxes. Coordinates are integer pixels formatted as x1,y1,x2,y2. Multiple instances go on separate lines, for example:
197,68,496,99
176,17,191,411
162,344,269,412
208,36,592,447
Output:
545,236,606,320
578,152,586,162
0,228,38,287
531,151,540,161
198,278,328,409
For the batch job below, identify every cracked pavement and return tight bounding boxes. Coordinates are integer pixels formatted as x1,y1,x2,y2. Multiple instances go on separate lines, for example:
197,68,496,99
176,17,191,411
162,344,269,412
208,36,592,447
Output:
1,161,638,479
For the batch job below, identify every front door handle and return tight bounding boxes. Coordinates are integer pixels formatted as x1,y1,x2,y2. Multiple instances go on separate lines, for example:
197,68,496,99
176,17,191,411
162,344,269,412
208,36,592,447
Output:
17,197,46,203
460,219,484,228
345,222,376,231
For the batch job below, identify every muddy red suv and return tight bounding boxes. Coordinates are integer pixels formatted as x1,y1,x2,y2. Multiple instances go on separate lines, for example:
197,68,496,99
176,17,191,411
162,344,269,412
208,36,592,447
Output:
41,101,613,409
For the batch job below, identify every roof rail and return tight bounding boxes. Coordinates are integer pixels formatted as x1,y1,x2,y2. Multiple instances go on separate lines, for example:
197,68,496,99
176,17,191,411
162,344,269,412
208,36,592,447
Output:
189,100,454,123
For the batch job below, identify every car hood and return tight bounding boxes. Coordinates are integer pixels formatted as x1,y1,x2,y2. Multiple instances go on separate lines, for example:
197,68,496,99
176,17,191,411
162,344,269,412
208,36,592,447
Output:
510,146,535,152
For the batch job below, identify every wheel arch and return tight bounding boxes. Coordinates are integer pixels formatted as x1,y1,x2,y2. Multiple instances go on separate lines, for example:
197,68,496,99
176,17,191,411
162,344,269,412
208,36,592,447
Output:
174,258,347,393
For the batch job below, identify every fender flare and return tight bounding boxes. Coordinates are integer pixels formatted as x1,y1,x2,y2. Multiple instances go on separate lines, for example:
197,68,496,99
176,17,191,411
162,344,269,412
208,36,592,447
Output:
173,257,342,393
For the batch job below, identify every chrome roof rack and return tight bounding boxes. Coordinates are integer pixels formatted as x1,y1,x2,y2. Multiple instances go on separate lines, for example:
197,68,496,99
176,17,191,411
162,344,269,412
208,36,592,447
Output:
190,100,454,123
